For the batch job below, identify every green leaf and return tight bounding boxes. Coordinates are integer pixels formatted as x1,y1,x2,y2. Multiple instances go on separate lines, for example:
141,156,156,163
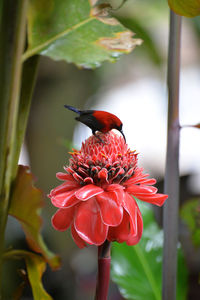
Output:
23,0,142,68
180,198,200,247
9,165,60,270
116,17,162,66
4,249,53,300
25,253,53,300
111,204,188,300
168,0,200,17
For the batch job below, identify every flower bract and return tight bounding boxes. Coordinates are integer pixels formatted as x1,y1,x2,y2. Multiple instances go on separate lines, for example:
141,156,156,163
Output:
48,132,168,248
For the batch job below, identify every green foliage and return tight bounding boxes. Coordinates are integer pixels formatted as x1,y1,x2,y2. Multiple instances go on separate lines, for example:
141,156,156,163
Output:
180,198,200,247
4,250,53,300
23,0,142,68
111,204,188,300
25,252,53,300
9,165,60,270
168,0,200,17
117,17,162,66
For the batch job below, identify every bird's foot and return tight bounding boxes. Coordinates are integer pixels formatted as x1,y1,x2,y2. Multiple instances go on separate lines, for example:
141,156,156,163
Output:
94,134,105,144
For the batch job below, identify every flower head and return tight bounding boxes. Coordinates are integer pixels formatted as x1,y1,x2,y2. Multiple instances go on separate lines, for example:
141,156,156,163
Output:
49,132,167,248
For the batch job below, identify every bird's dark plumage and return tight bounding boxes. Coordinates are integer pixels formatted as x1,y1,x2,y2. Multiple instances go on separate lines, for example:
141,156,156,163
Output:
64,105,126,142
64,105,81,114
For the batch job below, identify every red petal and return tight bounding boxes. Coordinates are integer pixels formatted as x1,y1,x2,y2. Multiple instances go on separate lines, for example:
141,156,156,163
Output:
51,207,74,231
83,177,94,184
96,191,123,226
98,168,108,183
135,193,168,206
127,207,143,245
56,172,74,181
122,193,138,235
74,198,108,245
112,167,125,181
49,181,79,197
73,172,83,182
104,184,125,206
107,210,132,243
105,184,124,192
126,185,157,195
75,184,104,201
51,189,80,208
71,223,87,249
124,177,156,186
64,166,74,174
78,167,88,177
137,178,157,185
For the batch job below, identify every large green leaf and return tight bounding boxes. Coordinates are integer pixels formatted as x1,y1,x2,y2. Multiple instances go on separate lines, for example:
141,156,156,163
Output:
9,165,60,270
4,249,53,300
111,204,188,300
168,0,200,17
180,198,200,247
117,17,162,66
23,0,142,68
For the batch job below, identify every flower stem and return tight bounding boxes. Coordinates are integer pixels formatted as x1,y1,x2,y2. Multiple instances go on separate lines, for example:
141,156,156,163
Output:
95,241,111,300
162,10,182,300
0,0,28,296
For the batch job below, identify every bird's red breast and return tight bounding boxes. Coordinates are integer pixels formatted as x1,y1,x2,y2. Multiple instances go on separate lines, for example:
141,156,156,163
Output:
92,111,122,133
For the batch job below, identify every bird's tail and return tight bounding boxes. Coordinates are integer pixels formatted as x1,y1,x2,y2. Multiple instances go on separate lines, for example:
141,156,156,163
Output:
64,105,81,114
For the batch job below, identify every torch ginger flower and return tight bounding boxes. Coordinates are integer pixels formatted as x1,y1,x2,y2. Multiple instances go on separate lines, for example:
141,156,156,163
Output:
49,132,167,248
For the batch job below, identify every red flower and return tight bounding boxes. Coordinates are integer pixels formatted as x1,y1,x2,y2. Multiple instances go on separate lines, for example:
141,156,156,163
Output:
48,132,167,248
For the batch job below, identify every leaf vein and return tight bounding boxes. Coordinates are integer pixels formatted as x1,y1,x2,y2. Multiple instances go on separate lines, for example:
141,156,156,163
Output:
22,16,94,61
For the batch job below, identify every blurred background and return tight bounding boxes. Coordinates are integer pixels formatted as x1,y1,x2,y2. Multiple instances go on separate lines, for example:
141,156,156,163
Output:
4,0,200,299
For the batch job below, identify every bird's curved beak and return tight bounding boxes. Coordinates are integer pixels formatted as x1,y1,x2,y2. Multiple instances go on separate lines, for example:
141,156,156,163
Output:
119,130,126,143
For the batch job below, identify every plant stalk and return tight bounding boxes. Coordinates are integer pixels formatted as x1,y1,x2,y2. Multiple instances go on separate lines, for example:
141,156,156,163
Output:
162,10,182,300
0,0,28,295
95,241,111,300
14,55,40,168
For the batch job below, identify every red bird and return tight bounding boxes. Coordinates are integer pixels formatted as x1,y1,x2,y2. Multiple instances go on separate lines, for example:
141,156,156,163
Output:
64,105,126,143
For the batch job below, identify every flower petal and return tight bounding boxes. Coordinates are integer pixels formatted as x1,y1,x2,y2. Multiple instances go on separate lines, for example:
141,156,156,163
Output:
135,193,168,206
49,181,79,197
75,184,104,201
96,191,123,226
83,177,94,184
98,168,108,183
126,185,157,195
137,178,157,185
51,207,74,231
123,176,156,185
105,184,124,192
104,184,125,206
71,223,87,249
107,210,133,243
124,174,154,186
73,172,83,182
127,207,143,245
56,172,74,181
122,193,138,235
74,198,108,245
51,189,80,208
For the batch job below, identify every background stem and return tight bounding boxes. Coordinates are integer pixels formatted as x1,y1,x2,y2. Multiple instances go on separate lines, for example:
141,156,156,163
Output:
95,241,111,300
162,10,182,300
14,55,40,168
0,0,28,295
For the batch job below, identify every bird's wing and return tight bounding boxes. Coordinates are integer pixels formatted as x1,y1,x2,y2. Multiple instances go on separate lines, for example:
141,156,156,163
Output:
76,113,103,132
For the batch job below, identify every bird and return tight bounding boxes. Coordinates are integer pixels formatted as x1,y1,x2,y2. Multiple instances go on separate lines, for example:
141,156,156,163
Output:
64,105,126,143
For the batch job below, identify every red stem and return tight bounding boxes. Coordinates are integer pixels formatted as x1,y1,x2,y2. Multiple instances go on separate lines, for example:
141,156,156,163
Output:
95,240,111,300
